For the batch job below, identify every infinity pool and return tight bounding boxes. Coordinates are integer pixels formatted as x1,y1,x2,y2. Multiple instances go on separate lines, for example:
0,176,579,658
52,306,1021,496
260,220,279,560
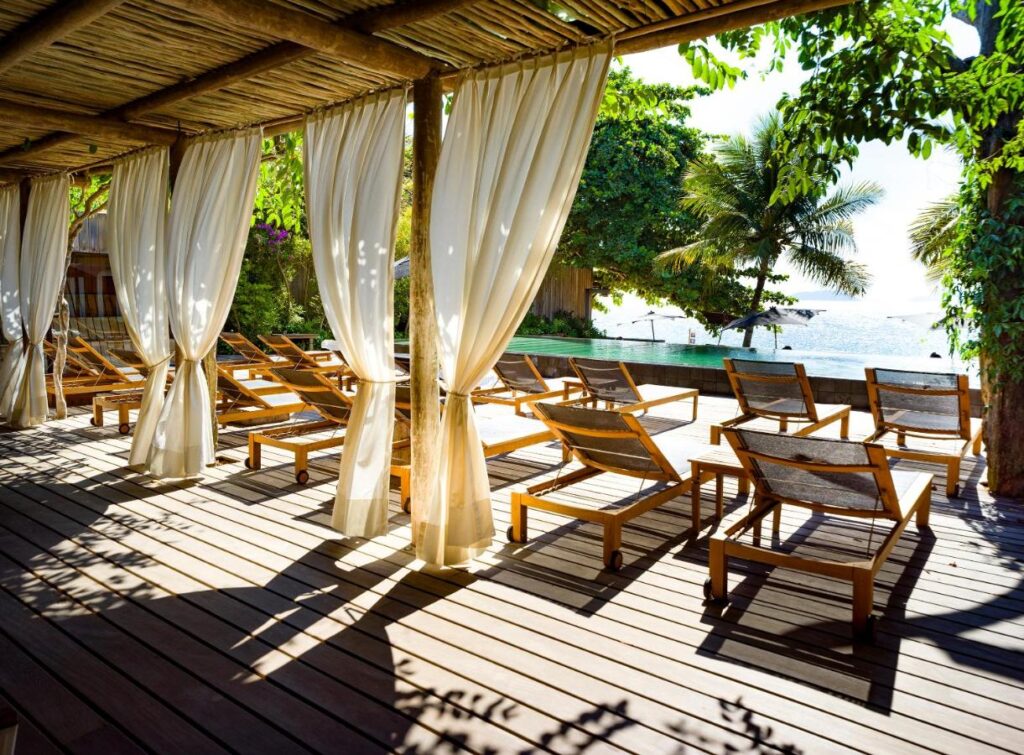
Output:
502,336,979,385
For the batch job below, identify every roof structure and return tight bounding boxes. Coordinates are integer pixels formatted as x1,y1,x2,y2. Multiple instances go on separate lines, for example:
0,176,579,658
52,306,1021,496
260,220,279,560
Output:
0,0,851,179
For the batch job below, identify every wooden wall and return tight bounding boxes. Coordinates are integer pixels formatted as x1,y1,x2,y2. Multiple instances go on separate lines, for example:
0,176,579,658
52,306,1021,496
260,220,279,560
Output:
530,262,593,320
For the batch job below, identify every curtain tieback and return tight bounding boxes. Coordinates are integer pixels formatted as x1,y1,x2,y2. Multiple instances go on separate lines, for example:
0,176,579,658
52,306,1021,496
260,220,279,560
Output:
447,391,472,400
147,353,174,370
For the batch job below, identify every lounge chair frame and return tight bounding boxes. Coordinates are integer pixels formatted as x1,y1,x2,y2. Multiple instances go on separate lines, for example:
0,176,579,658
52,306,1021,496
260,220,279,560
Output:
511,402,713,571
709,358,850,445
259,333,347,374
48,337,142,398
709,428,933,640
248,368,407,487
568,357,698,420
91,391,143,433
473,354,581,416
217,368,306,426
863,368,983,496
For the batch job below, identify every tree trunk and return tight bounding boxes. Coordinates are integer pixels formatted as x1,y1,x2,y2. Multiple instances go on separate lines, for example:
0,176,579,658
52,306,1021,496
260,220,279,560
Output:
741,262,770,348
974,4,1024,497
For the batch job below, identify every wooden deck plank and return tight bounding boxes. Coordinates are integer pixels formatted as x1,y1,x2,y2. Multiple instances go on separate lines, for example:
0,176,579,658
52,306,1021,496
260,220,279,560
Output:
0,395,1022,754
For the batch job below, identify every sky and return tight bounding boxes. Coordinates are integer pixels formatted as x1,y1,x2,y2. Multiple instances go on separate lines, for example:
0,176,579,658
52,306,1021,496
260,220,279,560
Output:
617,19,981,311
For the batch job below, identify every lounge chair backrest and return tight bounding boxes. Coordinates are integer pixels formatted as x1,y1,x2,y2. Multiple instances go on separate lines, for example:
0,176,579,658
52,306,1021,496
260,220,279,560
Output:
394,353,410,376
259,334,318,367
222,332,277,364
568,357,640,405
46,340,97,377
724,428,901,519
493,354,548,394
68,337,128,380
724,358,817,420
270,367,351,424
531,402,679,482
865,368,970,439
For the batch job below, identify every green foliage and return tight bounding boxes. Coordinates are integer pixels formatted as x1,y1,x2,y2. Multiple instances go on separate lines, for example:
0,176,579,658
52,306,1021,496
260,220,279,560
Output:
909,195,960,282
943,181,1024,384
559,67,752,331
254,132,305,234
660,112,881,344
393,275,411,336
227,224,328,345
516,311,606,338
680,0,1023,376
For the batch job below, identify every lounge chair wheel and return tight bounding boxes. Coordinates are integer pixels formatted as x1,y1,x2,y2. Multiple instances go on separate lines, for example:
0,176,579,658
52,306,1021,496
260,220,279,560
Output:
506,525,526,544
118,423,130,435
605,549,623,572
244,457,253,469
295,469,310,485
89,417,99,427
401,499,411,514
703,578,727,605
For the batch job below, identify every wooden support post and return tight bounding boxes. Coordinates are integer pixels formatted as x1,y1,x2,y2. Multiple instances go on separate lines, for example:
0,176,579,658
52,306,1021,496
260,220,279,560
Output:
409,74,442,530
204,348,218,446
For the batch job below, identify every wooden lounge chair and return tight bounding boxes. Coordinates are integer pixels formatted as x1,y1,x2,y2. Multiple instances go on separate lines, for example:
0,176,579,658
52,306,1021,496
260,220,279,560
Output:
220,331,291,375
710,428,933,641
259,333,348,375
48,336,144,400
511,402,712,571
473,353,583,416
216,368,306,426
248,367,411,486
709,358,850,445
864,368,983,496
390,397,556,513
568,356,698,420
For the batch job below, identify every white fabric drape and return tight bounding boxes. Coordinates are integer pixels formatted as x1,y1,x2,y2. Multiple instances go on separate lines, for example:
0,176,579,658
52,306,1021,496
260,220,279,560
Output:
108,148,171,468
10,175,69,429
148,129,262,478
0,184,22,419
416,42,612,565
305,90,406,537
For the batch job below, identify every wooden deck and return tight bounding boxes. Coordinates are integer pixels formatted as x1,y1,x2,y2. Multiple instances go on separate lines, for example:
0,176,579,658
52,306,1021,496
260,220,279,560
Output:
0,394,1021,754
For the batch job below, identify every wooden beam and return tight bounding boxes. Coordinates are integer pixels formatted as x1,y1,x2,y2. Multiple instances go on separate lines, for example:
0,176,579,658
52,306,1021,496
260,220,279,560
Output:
0,0,474,167
0,0,127,77
0,99,181,145
614,0,856,55
409,74,443,529
162,0,437,79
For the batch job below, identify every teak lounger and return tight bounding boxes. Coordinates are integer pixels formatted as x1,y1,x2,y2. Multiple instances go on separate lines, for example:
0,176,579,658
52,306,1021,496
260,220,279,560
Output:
473,353,583,416
709,358,850,445
710,428,934,641
216,368,306,426
48,337,144,399
259,333,349,376
512,402,712,571
568,356,699,420
864,368,983,496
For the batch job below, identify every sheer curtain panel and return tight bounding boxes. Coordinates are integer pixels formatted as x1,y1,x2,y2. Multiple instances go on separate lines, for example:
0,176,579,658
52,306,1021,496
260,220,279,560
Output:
0,184,22,419
416,42,612,566
305,89,406,537
148,129,262,478
108,148,171,468
10,174,69,429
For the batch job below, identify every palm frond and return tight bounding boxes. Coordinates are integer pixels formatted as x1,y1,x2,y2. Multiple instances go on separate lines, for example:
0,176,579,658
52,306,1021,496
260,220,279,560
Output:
909,196,958,283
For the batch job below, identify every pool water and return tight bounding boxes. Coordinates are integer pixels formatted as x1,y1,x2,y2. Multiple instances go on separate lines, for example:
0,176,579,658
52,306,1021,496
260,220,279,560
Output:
502,336,979,385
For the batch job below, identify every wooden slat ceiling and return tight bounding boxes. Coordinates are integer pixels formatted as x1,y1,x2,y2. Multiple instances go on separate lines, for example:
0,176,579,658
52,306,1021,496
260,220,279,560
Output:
0,0,837,175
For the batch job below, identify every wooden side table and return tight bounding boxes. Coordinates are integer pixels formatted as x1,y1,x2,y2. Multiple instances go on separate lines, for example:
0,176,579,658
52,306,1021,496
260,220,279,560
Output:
690,445,750,528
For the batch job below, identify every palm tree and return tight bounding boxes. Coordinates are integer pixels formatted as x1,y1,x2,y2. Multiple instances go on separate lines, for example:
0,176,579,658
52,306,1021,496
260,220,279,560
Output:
659,113,882,347
909,195,958,283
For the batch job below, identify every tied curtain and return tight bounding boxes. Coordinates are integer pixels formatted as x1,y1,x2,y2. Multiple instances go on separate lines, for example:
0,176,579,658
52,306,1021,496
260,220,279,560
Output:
305,90,406,537
416,42,612,566
148,129,262,478
10,175,69,429
0,184,21,419
107,148,171,468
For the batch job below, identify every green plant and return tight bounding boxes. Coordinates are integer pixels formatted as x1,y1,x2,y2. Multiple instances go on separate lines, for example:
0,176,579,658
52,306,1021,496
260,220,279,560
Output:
910,195,960,283
516,311,605,338
659,113,881,346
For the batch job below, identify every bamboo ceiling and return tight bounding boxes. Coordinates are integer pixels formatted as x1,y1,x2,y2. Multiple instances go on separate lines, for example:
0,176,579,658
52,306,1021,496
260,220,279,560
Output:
0,0,851,176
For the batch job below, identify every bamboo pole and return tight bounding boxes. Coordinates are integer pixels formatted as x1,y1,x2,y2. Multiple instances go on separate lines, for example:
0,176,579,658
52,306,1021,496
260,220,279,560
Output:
0,99,181,145
409,74,442,532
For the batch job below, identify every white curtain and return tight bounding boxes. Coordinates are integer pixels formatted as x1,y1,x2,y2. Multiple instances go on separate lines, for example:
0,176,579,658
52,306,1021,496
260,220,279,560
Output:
305,90,406,537
10,175,69,429
0,184,22,419
148,129,262,478
108,148,171,468
415,42,612,566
